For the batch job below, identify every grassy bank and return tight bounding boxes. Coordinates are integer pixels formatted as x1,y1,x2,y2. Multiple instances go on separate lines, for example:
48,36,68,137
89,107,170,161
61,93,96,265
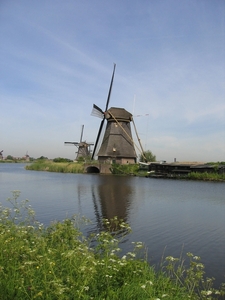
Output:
25,160,85,173
187,172,225,182
25,160,142,176
25,160,225,181
0,192,224,299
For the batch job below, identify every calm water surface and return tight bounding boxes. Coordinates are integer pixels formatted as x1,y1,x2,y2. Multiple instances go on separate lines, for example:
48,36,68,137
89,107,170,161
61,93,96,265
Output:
1,163,225,287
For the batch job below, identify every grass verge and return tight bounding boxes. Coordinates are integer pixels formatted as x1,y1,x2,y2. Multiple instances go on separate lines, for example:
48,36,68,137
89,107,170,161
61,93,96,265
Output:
25,160,84,173
0,192,224,299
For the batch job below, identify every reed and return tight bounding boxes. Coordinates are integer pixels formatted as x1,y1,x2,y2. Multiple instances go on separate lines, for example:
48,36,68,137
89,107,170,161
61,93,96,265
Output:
0,191,224,299
26,160,84,173
110,163,139,175
187,172,225,182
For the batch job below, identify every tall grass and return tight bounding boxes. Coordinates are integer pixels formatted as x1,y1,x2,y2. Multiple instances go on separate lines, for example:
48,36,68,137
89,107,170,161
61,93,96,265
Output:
0,192,224,299
187,172,225,182
26,160,84,173
110,164,139,175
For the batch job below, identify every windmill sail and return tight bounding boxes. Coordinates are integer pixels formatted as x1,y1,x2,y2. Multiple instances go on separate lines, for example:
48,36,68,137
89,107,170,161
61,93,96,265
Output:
91,64,116,159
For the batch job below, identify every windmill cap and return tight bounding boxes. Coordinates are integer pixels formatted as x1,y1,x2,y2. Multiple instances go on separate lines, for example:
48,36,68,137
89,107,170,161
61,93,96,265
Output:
106,107,133,121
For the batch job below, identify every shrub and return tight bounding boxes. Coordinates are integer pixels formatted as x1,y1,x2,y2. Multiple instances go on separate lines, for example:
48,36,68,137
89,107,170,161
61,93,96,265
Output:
53,157,73,163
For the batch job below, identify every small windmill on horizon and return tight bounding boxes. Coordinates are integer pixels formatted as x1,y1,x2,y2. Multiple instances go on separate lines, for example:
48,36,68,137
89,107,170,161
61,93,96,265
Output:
64,125,94,161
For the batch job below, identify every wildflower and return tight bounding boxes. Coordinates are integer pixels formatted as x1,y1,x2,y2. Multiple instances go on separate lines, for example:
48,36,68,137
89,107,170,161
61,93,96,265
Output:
122,255,126,260
127,252,136,258
84,286,89,291
201,290,213,297
141,284,146,289
135,244,143,248
165,256,176,261
206,290,212,295
193,255,200,260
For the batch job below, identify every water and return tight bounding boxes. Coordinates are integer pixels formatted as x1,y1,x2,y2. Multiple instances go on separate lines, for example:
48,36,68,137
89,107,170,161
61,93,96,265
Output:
1,163,225,287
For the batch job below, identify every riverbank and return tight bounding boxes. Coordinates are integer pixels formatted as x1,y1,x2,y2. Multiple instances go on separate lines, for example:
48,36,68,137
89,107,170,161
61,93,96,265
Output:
25,160,225,181
1,192,224,299
148,172,225,182
25,160,85,173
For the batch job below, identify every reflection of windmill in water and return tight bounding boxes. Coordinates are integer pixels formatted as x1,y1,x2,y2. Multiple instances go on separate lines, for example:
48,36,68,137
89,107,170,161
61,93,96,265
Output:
64,125,94,161
90,176,133,235
91,64,145,164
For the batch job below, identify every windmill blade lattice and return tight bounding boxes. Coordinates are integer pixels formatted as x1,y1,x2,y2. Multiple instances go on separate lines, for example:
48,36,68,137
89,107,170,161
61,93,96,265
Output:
91,64,116,160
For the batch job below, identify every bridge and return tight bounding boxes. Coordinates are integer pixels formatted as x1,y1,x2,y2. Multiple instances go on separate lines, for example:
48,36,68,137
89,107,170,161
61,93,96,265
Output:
84,163,112,174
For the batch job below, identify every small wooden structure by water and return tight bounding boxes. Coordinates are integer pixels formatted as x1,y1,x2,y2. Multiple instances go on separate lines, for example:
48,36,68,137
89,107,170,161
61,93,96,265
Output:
146,161,225,177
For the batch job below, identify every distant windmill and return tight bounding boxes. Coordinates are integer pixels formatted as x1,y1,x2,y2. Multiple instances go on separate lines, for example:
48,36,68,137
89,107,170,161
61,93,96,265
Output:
64,125,94,160
91,64,145,164
0,150,3,160
25,151,30,161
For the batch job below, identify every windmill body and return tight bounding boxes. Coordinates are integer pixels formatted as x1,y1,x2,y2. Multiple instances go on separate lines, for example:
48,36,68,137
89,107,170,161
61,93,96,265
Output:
97,107,137,164
91,64,143,166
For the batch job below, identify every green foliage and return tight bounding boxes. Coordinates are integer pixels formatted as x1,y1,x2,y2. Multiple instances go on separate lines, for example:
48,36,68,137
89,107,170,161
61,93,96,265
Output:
206,161,225,166
187,172,225,182
139,150,156,162
37,156,48,160
26,160,84,173
0,192,225,299
53,157,73,163
163,252,225,299
110,164,139,175
6,155,14,160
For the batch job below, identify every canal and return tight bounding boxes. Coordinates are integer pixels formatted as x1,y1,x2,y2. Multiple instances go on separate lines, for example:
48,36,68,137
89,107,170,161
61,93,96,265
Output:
0,163,225,288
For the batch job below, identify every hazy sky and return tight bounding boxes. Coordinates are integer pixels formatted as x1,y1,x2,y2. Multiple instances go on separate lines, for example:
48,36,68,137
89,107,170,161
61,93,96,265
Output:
1,0,224,162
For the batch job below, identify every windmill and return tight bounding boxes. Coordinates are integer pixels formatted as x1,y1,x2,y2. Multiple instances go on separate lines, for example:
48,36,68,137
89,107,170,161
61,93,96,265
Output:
64,125,94,160
0,150,3,160
25,151,30,161
91,64,142,165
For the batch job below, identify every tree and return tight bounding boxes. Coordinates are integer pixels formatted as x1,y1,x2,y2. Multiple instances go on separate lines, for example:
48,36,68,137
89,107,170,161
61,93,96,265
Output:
6,155,14,160
37,156,48,160
139,150,156,162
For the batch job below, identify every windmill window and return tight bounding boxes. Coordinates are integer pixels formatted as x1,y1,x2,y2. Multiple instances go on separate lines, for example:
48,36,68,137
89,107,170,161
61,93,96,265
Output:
115,123,118,127
113,147,116,152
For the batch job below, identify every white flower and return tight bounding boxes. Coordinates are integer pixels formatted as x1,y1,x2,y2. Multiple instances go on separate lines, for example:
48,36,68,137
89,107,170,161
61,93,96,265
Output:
141,285,146,289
